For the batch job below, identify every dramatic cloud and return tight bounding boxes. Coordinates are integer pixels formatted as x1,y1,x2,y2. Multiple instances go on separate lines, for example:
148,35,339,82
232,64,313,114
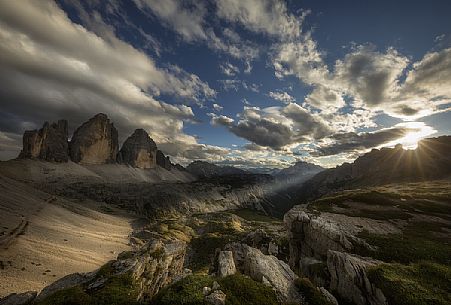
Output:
305,85,345,111
333,46,409,106
313,127,416,156
273,36,328,85
216,0,304,40
133,0,207,42
158,141,230,165
210,103,331,150
394,47,451,117
0,0,217,159
274,41,451,119
268,91,296,103
133,0,259,63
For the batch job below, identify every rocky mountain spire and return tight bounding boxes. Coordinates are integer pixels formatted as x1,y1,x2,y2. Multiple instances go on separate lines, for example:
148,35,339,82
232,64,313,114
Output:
18,120,69,162
69,113,118,165
119,129,157,168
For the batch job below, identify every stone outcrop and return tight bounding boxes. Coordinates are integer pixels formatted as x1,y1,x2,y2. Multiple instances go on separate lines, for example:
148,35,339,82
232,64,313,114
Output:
327,251,386,305
36,272,95,302
205,290,226,305
0,291,37,305
31,239,186,304
69,113,118,164
284,206,355,268
119,129,157,168
284,205,387,305
116,240,186,302
18,120,69,162
217,251,236,277
156,150,172,170
223,243,302,303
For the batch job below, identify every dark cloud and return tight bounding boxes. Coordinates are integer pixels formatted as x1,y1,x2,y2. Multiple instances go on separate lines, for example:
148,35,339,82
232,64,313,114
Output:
211,103,331,150
334,46,409,106
312,127,415,156
0,0,215,160
281,103,331,139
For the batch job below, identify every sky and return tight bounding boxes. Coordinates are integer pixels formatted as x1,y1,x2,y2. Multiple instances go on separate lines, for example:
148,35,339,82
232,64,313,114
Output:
0,0,450,169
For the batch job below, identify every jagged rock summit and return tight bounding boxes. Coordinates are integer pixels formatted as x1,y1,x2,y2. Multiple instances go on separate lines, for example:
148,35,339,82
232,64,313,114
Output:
18,120,69,162
69,113,118,165
119,129,157,169
17,113,178,171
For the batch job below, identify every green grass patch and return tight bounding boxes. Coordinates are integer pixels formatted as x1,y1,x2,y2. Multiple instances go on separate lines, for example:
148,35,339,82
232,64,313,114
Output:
356,222,451,265
230,209,281,223
189,233,239,273
219,274,279,305
309,183,451,220
294,278,334,305
152,274,279,305
367,262,451,305
35,273,140,305
152,274,213,305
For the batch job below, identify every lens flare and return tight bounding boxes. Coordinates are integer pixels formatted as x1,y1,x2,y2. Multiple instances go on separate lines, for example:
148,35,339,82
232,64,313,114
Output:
389,121,436,149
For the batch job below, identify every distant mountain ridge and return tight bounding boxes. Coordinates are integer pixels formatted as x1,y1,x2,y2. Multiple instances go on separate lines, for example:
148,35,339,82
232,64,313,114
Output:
274,161,323,180
186,160,249,178
299,136,451,200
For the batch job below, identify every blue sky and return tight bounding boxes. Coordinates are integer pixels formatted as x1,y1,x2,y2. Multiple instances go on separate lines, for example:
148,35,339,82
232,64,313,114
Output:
0,0,450,168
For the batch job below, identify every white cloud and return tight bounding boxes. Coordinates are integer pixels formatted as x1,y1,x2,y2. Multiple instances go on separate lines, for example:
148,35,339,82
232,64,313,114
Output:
218,79,260,92
0,0,218,160
219,62,240,76
133,0,260,63
212,103,224,112
305,85,345,111
133,0,207,42
268,91,295,103
216,0,305,40
393,47,451,118
272,34,329,84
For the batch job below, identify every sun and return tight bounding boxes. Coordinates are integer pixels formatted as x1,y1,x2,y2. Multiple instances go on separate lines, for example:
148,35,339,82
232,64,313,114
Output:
391,122,437,149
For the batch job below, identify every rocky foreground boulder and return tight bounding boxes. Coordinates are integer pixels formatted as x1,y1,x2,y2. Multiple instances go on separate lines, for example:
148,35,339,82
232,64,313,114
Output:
5,239,187,305
220,242,302,303
18,120,69,162
284,205,386,305
69,113,119,164
327,251,386,305
118,129,157,168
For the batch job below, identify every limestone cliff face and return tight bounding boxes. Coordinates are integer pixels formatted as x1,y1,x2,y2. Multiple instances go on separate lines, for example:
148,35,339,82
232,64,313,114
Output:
119,129,157,169
69,114,118,165
156,150,172,170
18,120,69,162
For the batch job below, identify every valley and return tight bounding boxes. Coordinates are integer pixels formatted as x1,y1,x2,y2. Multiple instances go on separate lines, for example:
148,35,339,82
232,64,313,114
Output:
0,114,450,305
